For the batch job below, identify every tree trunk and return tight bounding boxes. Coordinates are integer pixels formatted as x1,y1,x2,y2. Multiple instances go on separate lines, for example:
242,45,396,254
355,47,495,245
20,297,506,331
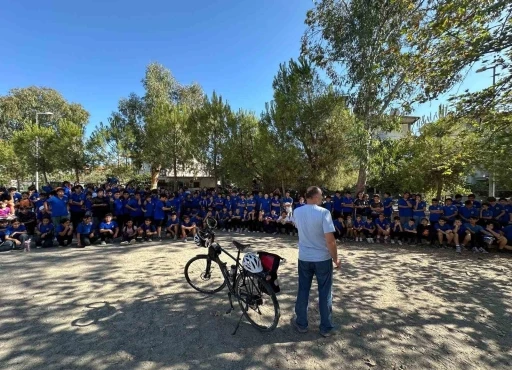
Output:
43,170,49,185
436,177,443,200
74,168,80,183
173,158,178,192
150,165,160,190
355,164,367,194
16,178,21,190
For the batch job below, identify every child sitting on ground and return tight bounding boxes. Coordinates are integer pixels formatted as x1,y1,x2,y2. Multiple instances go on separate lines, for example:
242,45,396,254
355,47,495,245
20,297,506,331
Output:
416,217,432,245
56,218,74,246
76,214,97,248
5,218,31,251
34,215,54,248
362,216,376,243
138,218,157,242
120,219,138,245
403,218,417,244
99,213,119,245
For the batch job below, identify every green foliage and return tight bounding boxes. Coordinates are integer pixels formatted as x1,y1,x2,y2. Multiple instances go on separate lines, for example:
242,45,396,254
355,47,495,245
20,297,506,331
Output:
0,140,27,185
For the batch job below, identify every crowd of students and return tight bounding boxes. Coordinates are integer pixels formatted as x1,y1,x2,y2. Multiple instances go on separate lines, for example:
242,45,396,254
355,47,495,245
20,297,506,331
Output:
0,182,511,255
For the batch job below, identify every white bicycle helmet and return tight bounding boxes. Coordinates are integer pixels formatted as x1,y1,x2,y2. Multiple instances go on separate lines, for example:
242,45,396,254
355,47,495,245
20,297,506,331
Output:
242,253,263,273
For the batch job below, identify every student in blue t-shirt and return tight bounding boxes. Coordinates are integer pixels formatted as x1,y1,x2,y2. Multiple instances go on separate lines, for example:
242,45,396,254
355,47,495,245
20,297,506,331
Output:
412,195,426,227
152,194,167,240
467,194,481,209
76,215,97,248
165,213,180,240
464,216,492,253
398,192,413,225
180,215,196,241
142,194,155,220
499,224,512,251
332,191,343,219
271,195,281,215
442,198,458,224
45,188,69,226
453,194,463,209
402,218,417,243
138,218,157,242
282,192,293,208
382,192,393,220
69,185,86,230
353,215,364,242
0,218,16,252
99,213,119,245
5,219,30,251
429,198,443,227
56,218,74,246
323,195,333,214
375,214,390,243
333,215,345,240
434,218,453,247
362,217,376,243
459,200,477,223
35,215,54,248
497,198,510,226
126,193,144,227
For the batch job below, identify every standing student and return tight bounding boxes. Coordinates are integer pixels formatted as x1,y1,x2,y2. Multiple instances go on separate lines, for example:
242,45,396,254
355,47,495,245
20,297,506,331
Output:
152,194,167,241
56,218,74,246
271,195,281,215
332,191,343,219
442,198,458,225
370,194,384,219
353,192,367,222
69,185,86,230
341,191,354,219
126,193,144,227
98,213,119,245
91,189,110,227
382,192,393,220
468,194,481,209
45,188,69,227
260,194,271,214
142,194,155,221
398,192,413,226
429,199,443,230
413,195,426,227
323,195,333,215
112,191,125,228
290,186,339,338
453,194,464,209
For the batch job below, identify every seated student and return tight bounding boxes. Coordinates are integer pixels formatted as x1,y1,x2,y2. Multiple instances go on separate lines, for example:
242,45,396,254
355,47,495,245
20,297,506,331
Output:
17,207,37,235
120,219,138,245
56,218,74,246
5,219,31,251
180,215,196,242
0,218,16,252
99,213,119,245
267,210,279,235
374,213,390,243
390,216,404,245
35,215,54,248
0,201,13,219
353,215,364,242
479,202,494,226
402,218,417,244
255,210,266,233
344,215,354,240
333,215,345,241
231,209,243,233
416,217,432,244
464,216,491,254
241,209,250,232
434,218,453,248
76,214,97,248
362,216,376,243
483,223,510,251
459,200,477,223
191,212,203,232
452,219,467,253
216,207,229,231
165,213,180,240
499,224,512,251
443,198,458,225
498,198,510,227
468,193,481,209
276,211,289,235
138,218,157,242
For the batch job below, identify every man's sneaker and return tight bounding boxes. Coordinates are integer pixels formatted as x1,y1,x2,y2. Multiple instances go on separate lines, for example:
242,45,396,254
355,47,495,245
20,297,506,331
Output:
130,239,136,244
290,317,308,333
398,240,403,245
158,237,162,242
460,244,465,249
456,245,462,253
120,241,129,245
173,235,177,240
478,247,489,254
472,246,479,253
391,239,395,244
101,241,107,245
273,232,278,235
184,238,188,242
320,330,335,338
147,238,152,242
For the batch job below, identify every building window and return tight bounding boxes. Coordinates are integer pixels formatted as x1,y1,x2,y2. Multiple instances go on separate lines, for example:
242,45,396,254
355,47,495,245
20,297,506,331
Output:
193,181,200,188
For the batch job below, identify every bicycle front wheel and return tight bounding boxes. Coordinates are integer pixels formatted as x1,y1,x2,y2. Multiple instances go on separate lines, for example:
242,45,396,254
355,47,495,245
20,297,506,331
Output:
184,255,226,294
235,272,280,331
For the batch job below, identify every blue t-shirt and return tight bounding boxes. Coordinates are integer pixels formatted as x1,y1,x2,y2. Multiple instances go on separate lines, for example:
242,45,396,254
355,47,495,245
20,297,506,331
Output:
166,218,180,227
413,201,427,217
259,198,271,213
293,205,335,262
55,224,70,234
246,199,256,212
29,192,40,202
113,199,124,216
502,225,512,241
128,199,143,217
271,199,281,212
153,200,165,220
6,225,27,236
282,197,293,206
99,221,118,231
69,193,85,213
46,195,69,217
480,209,493,219
333,219,344,231
353,220,364,229
363,221,375,231
429,205,443,222
38,223,54,234
443,205,458,219
77,222,94,235
459,206,477,220
382,197,393,216
341,196,354,214
435,223,452,232
143,200,155,218
403,222,415,231
140,223,156,232
464,223,484,233
323,200,333,212
375,218,390,229
215,198,225,210
398,198,413,217
391,222,402,232
472,200,482,209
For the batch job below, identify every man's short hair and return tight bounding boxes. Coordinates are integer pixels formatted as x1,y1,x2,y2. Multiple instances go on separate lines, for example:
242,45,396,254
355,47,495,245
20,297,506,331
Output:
305,186,321,199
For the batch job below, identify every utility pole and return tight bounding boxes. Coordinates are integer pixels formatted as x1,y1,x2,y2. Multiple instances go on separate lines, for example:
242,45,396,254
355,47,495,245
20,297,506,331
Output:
35,112,53,191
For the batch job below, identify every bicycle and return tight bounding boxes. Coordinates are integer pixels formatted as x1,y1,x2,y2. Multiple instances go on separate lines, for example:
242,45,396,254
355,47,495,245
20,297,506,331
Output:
184,218,280,334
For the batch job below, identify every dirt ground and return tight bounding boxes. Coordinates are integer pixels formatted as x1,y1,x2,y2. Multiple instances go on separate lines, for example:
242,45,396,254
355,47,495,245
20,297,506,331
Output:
1,233,511,370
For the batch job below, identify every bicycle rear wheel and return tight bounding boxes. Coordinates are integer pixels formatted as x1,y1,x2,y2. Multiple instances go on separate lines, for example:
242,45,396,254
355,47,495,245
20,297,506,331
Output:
235,272,280,331
184,255,226,294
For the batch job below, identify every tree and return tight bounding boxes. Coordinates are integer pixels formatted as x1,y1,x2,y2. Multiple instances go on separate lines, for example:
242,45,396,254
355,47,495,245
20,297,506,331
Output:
189,91,231,185
302,0,427,191
0,86,89,138
0,140,28,187
262,57,358,191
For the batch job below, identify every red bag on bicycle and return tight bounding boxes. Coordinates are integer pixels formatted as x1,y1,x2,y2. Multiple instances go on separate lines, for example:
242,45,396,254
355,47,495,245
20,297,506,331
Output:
257,251,284,293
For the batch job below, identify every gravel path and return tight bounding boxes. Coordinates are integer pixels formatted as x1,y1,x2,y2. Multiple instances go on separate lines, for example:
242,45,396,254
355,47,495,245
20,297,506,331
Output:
1,234,511,370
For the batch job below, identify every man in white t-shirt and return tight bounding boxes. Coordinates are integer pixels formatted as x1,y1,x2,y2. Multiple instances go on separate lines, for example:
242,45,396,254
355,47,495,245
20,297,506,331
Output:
291,186,340,337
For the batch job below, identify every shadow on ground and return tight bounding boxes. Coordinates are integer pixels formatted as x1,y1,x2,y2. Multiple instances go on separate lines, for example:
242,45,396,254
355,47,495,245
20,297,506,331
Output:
0,234,511,369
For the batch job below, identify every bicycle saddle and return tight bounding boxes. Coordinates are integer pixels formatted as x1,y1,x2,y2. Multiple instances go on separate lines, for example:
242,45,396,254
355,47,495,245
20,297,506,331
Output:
232,240,250,251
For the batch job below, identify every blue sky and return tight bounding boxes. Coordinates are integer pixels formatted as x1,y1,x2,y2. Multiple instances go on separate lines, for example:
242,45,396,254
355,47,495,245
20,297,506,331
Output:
1,0,493,135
